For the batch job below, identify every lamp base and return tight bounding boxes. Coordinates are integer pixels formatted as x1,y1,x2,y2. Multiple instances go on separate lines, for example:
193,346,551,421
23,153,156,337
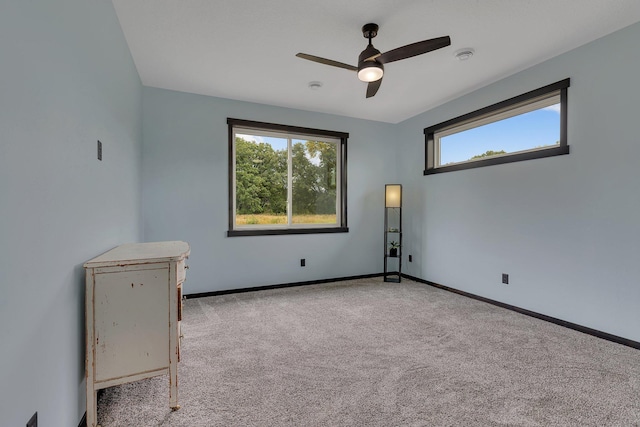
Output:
384,273,401,283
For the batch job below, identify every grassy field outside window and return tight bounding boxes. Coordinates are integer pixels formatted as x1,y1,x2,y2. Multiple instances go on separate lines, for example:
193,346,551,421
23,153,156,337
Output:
236,214,337,225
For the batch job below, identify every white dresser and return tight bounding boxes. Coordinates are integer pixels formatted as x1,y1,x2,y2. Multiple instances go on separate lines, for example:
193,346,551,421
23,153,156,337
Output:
84,241,190,427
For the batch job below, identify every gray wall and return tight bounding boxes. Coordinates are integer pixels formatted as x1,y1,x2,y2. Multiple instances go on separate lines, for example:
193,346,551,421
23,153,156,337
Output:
397,22,640,342
0,1,142,426
142,87,398,293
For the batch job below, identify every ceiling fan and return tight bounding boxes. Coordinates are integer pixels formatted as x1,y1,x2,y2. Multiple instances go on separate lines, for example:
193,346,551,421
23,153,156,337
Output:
296,23,451,98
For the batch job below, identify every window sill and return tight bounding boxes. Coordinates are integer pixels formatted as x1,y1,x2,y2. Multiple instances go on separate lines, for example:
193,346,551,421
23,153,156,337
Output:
424,145,569,175
227,227,349,237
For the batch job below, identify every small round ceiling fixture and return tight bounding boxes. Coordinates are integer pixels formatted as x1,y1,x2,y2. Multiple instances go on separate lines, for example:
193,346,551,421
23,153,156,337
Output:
454,48,475,61
308,81,323,90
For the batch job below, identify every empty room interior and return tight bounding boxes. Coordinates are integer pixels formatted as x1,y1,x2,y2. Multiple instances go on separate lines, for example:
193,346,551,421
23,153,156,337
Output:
2,1,640,426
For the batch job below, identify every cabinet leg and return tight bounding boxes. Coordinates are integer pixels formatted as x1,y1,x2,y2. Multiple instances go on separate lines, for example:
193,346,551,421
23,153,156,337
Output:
169,360,179,410
86,386,97,427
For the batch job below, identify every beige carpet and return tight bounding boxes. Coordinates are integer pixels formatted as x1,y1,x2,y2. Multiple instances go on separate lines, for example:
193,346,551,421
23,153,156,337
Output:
96,278,640,426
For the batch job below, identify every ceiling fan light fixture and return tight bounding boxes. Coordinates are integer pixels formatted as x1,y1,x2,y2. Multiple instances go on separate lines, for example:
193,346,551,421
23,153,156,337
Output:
358,63,384,82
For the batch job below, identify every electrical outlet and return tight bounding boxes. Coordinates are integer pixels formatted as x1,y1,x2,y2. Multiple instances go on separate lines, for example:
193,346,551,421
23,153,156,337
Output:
97,140,102,161
502,273,509,284
408,255,413,262
26,412,37,427
300,259,305,267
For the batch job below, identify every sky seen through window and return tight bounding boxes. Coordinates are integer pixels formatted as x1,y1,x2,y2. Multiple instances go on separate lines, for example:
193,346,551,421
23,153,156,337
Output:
440,104,561,165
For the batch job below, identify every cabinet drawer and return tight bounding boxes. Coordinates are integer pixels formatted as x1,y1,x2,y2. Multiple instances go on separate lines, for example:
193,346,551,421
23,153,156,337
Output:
177,260,187,283
177,284,183,321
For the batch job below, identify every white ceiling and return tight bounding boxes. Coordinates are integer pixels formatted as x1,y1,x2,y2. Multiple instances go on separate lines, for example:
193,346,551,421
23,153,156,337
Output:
112,0,640,123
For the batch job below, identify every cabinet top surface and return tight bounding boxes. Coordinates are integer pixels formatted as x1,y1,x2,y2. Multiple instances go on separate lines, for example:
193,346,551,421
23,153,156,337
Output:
84,241,190,268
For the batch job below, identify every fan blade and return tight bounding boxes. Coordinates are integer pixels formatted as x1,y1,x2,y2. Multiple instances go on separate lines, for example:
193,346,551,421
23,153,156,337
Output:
296,53,358,71
366,77,382,98
372,36,451,64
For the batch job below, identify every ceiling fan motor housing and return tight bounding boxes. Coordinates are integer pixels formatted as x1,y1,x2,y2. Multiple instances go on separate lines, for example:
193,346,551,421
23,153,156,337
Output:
359,44,381,64
358,44,384,80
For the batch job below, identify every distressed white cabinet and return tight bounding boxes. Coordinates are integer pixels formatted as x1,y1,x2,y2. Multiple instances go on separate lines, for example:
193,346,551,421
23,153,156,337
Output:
84,241,190,427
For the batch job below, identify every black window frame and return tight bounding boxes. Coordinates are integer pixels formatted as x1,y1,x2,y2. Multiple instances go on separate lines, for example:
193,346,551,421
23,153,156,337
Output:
227,118,349,237
424,78,570,175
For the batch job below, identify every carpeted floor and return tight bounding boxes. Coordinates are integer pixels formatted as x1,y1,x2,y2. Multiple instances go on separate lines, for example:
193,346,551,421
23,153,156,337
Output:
97,278,640,426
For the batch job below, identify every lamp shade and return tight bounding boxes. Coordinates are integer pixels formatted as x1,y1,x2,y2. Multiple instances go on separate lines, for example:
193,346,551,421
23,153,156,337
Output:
385,184,402,208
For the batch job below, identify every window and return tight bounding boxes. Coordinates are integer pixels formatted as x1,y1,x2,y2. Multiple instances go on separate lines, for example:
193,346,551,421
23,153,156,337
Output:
227,118,348,237
424,79,570,174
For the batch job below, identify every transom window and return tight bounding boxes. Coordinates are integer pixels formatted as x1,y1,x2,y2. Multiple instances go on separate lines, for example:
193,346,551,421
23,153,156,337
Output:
424,79,570,174
228,118,348,237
